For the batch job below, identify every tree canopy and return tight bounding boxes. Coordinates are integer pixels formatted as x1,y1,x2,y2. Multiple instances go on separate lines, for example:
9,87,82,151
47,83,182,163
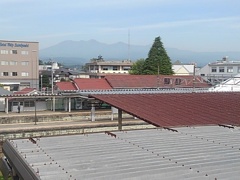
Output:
129,58,145,75
130,36,174,75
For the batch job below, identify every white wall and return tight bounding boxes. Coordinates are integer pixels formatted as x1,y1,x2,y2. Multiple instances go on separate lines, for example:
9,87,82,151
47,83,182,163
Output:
12,101,47,112
0,98,5,111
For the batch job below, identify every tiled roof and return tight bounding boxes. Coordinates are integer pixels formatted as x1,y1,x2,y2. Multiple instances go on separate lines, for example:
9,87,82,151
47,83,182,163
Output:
55,82,78,91
105,75,210,88
14,88,36,95
91,92,240,127
0,87,12,95
74,78,112,90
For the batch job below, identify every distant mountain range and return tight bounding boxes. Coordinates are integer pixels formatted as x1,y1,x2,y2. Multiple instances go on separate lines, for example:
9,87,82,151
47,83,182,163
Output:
39,40,240,67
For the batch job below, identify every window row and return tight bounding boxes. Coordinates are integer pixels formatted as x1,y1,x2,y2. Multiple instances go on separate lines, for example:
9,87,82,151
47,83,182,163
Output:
0,61,29,66
13,101,34,107
211,66,240,73
90,65,132,71
1,72,29,76
101,66,131,71
0,49,29,55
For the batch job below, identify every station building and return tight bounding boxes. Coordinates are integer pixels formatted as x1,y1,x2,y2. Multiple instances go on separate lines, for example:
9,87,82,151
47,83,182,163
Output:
0,40,39,91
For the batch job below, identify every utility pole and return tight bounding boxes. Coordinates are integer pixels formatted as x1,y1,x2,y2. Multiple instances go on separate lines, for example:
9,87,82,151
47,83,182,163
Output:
51,61,54,94
40,74,43,92
157,65,160,89
193,63,196,92
34,95,37,125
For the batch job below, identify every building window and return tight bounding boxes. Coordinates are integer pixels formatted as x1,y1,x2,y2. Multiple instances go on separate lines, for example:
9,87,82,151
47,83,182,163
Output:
21,72,29,76
3,72,8,76
164,78,171,85
21,51,29,55
175,78,181,85
13,102,19,106
21,61,29,66
113,66,118,71
11,50,18,54
10,61,17,65
219,67,224,73
102,66,108,70
12,72,17,76
0,50,8,54
200,74,205,76
227,67,233,73
211,67,217,72
123,66,131,71
1,61,8,65
24,101,34,107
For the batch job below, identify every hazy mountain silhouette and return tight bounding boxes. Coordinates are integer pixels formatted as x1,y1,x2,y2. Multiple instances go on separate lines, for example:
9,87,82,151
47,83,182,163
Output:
40,40,240,67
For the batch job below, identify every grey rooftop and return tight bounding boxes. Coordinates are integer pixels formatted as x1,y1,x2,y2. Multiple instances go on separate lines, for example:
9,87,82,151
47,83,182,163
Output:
3,125,240,180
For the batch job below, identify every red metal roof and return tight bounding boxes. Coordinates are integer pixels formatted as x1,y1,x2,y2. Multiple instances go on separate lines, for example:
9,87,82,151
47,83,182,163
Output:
14,88,36,95
105,75,210,88
55,82,78,91
91,92,240,127
74,78,112,90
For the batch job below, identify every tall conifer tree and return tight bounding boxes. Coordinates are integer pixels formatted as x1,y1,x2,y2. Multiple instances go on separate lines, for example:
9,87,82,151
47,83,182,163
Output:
143,36,174,75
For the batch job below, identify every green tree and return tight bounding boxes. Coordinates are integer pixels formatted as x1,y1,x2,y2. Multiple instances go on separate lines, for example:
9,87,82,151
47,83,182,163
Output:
143,36,174,75
42,74,51,88
39,59,44,65
60,78,67,82
129,58,145,75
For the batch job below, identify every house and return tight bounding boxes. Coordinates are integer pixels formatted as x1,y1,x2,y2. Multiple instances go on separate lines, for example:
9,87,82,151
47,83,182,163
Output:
172,64,195,76
85,56,133,78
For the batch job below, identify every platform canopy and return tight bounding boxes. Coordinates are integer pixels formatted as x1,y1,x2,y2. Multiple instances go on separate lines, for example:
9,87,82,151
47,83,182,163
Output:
90,92,240,127
2,126,240,179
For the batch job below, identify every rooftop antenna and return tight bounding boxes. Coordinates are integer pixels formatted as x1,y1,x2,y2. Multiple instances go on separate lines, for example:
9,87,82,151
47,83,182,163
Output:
128,29,130,60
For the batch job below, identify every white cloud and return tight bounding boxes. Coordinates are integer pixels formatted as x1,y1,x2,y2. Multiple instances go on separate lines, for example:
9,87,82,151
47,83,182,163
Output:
127,16,240,30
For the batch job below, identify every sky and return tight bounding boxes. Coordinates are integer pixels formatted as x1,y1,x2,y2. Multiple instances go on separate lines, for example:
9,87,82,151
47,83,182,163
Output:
1,0,240,52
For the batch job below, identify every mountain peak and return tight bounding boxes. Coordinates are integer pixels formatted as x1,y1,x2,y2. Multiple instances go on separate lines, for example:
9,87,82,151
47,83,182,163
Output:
40,40,240,67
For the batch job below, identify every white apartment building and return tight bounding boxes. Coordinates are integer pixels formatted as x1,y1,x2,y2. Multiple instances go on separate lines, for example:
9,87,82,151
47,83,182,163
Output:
0,40,39,91
85,56,133,78
196,56,240,84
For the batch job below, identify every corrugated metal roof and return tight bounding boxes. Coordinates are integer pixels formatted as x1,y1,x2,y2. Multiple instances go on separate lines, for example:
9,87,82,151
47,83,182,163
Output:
74,78,112,90
91,92,240,127
105,75,210,89
14,88,37,95
55,82,78,91
4,126,240,179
